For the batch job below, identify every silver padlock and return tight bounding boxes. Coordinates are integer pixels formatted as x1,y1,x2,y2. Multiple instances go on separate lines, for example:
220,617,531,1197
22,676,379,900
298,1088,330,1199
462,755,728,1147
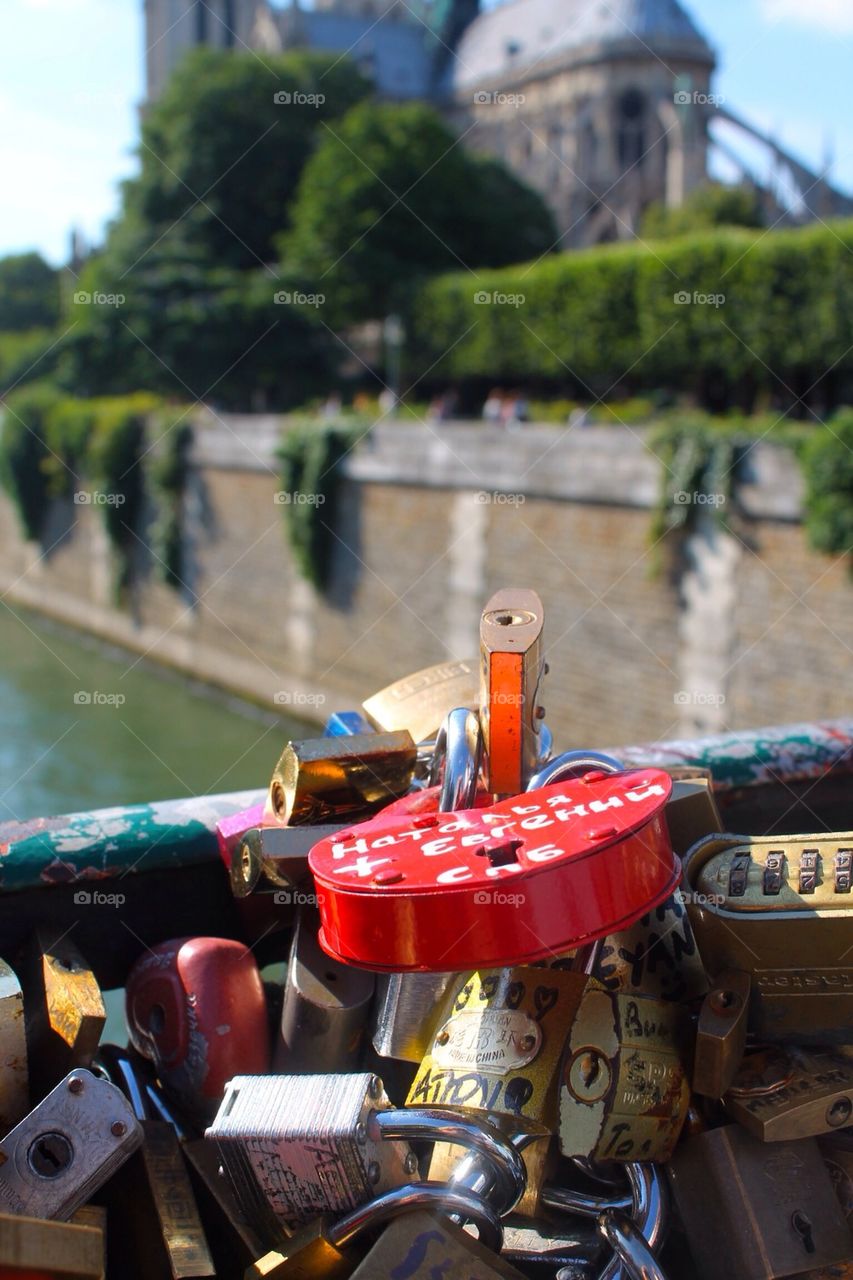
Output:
205,1071,526,1240
371,707,481,1065
275,906,375,1072
594,1212,669,1280
0,1068,142,1219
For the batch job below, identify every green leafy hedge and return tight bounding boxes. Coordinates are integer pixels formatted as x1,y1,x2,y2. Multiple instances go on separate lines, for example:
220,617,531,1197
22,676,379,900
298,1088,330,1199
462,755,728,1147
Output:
278,416,368,589
407,221,853,411
801,407,853,572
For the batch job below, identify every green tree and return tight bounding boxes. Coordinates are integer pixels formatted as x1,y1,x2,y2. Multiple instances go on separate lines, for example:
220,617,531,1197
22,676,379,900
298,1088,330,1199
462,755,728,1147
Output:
0,253,60,331
131,48,371,269
283,101,556,321
801,407,853,568
641,183,765,239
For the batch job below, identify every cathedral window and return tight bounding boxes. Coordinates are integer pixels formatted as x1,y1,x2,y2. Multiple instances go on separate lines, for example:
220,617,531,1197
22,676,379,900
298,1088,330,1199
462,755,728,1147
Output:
617,87,646,168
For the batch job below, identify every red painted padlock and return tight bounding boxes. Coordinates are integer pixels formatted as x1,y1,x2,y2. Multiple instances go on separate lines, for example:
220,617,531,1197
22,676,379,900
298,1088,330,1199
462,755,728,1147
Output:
309,769,678,972
125,937,270,1118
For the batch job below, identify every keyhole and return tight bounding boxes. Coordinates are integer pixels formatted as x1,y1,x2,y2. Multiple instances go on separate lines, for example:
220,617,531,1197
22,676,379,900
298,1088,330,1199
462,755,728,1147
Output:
581,1054,601,1089
792,1211,815,1254
28,1132,73,1179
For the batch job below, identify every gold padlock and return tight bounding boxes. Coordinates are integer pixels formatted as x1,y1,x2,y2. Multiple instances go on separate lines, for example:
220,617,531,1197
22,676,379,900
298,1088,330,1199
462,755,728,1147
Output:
362,659,479,744
408,967,587,1214
683,831,853,1044
558,983,691,1162
0,1210,105,1279
20,929,105,1097
265,731,417,826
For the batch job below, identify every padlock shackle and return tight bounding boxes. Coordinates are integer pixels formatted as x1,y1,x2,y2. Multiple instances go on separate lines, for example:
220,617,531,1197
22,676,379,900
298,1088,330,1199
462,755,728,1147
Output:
372,1108,527,1215
429,707,483,810
328,1181,504,1254
528,750,624,790
599,1164,668,1280
542,1184,633,1219
596,1210,669,1280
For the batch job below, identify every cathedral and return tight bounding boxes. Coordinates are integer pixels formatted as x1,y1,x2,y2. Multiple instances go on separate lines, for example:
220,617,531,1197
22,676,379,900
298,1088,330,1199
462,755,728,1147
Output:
143,0,851,246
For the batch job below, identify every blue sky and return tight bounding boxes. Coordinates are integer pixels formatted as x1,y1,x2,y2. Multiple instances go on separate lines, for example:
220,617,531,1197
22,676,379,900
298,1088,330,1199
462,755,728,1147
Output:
1,0,851,264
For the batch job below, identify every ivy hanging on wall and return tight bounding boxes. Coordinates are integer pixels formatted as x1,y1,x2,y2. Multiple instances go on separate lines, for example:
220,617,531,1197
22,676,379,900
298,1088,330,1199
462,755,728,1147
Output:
148,417,193,590
648,413,754,547
277,416,369,590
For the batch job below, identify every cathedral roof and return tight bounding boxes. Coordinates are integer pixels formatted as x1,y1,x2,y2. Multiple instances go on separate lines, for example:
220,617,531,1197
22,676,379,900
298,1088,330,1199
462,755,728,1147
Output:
449,0,714,93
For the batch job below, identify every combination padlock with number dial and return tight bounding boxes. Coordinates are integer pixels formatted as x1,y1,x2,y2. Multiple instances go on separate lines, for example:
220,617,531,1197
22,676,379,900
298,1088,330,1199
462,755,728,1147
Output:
684,831,853,1044
558,982,691,1163
308,771,678,971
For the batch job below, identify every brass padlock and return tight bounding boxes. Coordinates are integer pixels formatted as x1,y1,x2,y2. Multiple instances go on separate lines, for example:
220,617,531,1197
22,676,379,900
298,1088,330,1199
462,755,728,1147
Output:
668,1125,853,1279
692,969,751,1098
20,929,105,1097
409,967,587,1214
558,983,691,1162
244,1184,503,1279
0,1210,106,1279
362,659,479,744
95,1045,215,1280
724,1047,853,1141
683,831,853,1043
266,731,417,826
348,1209,527,1278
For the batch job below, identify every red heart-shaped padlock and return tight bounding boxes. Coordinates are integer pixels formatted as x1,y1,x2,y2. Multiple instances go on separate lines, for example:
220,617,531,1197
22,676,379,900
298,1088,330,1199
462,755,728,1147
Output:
309,769,678,971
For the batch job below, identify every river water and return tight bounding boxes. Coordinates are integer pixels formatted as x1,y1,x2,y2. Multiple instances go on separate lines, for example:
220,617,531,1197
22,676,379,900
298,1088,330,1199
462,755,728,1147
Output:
0,602,311,823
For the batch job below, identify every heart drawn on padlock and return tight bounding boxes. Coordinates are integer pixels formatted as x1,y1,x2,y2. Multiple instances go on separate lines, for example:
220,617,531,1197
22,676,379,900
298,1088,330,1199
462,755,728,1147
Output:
308,769,678,971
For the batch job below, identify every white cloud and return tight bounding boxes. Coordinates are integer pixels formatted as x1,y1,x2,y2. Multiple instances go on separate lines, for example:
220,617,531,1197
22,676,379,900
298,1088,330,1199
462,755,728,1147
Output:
760,0,853,35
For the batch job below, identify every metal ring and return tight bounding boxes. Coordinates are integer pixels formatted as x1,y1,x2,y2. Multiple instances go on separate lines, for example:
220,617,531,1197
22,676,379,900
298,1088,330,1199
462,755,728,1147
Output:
429,708,483,811
527,750,624,790
596,1211,670,1280
542,1184,633,1219
329,1182,504,1254
598,1164,668,1280
373,1108,527,1215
